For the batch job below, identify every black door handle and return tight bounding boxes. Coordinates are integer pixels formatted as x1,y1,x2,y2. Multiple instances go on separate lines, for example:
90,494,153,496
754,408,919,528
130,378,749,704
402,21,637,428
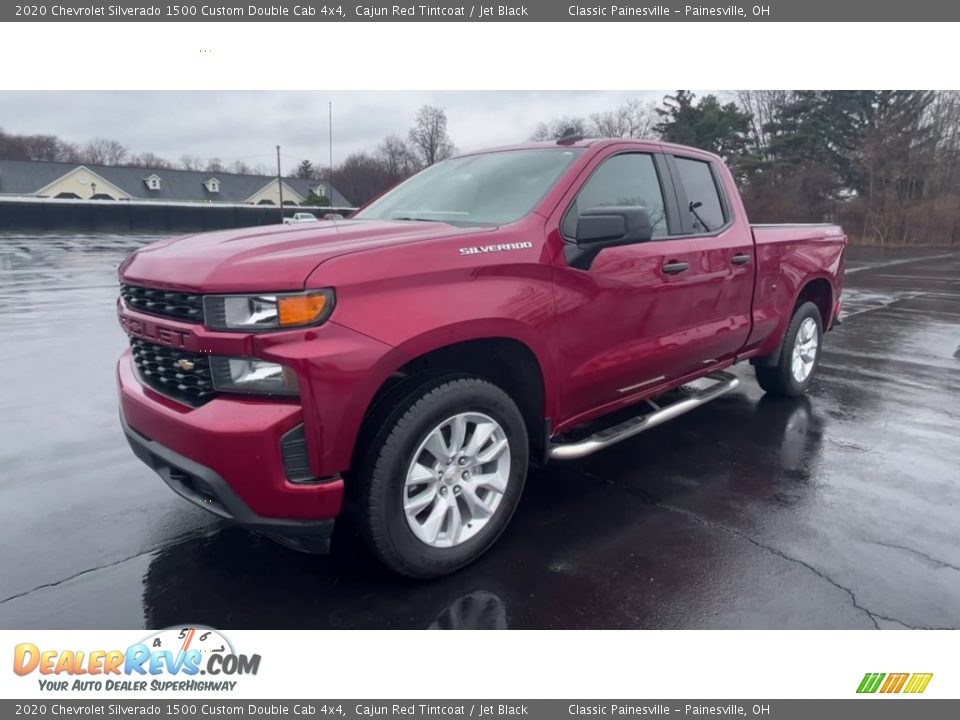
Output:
661,261,689,275
731,254,751,266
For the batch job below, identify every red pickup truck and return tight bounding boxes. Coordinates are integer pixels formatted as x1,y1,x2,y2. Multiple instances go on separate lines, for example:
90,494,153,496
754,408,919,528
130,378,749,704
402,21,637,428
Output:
117,138,846,577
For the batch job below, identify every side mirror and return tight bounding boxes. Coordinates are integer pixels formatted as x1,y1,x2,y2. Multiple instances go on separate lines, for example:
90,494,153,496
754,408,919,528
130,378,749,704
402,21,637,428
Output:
567,206,653,270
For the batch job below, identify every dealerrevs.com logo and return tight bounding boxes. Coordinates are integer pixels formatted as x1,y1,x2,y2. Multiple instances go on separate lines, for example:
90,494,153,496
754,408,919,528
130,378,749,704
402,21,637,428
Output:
13,627,260,693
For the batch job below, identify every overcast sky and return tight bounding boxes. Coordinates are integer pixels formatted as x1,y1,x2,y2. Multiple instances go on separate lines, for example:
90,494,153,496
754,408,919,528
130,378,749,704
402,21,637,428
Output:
0,90,686,171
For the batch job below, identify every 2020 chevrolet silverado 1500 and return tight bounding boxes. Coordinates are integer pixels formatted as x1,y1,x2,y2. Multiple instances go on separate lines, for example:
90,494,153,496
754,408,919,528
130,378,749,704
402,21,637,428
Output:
117,138,846,577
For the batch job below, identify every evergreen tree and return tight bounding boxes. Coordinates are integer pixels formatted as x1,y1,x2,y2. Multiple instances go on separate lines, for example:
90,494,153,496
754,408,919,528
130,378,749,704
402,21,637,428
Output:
655,91,754,172
296,159,316,179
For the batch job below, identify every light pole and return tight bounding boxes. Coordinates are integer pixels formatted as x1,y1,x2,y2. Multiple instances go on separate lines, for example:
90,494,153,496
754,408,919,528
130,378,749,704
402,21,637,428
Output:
329,102,333,208
276,145,284,222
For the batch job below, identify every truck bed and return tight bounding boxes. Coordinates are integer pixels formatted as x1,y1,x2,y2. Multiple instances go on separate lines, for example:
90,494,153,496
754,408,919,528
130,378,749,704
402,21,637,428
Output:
751,223,846,244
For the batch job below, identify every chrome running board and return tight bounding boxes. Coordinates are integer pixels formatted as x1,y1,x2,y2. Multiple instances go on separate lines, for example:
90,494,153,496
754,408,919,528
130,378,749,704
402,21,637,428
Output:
548,372,740,461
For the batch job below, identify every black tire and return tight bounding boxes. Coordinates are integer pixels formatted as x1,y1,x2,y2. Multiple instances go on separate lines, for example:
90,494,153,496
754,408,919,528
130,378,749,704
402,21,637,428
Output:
755,301,824,397
356,376,528,578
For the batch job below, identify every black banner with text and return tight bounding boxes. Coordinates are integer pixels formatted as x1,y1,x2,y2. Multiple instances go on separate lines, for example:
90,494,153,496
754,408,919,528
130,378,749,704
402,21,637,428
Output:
2,701,959,720
5,0,960,22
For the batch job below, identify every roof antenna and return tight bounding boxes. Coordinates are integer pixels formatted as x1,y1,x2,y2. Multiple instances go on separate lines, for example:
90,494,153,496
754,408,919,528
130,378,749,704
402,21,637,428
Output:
556,127,584,146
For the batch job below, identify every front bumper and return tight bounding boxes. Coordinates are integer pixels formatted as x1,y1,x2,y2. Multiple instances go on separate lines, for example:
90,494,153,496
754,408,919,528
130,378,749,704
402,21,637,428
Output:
117,352,345,527
120,409,335,552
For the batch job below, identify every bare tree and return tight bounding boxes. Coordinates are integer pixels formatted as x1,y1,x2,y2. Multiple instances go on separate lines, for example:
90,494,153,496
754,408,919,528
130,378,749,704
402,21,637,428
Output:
376,134,420,180
328,140,421,207
129,152,172,169
736,90,792,159
0,129,80,162
408,106,455,166
21,134,73,161
81,137,128,165
205,157,224,173
179,154,203,171
227,160,253,175
334,152,389,206
55,140,81,163
530,116,588,141
590,99,658,138
0,128,26,160
531,100,656,141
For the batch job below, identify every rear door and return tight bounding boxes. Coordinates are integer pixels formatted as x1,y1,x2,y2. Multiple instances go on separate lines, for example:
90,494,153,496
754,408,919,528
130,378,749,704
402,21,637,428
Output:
664,153,754,368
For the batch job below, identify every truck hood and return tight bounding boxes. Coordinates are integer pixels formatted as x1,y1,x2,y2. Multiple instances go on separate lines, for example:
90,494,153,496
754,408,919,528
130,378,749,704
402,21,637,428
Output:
120,220,494,293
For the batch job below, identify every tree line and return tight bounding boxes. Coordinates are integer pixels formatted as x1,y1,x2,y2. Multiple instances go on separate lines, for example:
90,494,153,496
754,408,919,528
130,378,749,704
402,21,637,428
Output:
292,106,456,207
3,93,957,244
0,130,274,176
534,90,960,246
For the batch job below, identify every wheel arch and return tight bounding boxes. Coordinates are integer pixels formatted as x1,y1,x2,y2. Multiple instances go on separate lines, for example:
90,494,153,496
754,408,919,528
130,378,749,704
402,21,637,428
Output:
753,275,834,368
330,325,553,479
794,276,834,330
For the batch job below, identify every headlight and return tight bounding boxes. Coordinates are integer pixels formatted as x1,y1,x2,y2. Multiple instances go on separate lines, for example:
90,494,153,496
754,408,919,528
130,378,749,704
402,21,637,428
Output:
203,290,334,331
209,357,299,396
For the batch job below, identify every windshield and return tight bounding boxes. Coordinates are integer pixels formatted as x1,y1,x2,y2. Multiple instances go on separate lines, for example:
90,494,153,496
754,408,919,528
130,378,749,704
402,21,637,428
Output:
354,148,584,227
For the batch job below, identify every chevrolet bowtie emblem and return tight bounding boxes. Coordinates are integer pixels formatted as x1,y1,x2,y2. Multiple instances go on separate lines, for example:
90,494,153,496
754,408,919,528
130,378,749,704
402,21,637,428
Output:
176,359,196,372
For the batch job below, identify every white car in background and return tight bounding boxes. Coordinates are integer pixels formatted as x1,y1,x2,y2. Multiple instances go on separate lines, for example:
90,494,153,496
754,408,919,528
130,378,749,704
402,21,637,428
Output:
283,212,319,225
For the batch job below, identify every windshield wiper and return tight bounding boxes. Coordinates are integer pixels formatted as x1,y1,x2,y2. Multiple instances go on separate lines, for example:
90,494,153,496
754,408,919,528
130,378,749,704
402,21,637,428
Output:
391,216,444,223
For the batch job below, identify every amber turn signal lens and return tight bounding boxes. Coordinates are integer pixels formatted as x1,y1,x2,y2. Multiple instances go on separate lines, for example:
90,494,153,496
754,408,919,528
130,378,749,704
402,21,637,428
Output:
277,293,329,327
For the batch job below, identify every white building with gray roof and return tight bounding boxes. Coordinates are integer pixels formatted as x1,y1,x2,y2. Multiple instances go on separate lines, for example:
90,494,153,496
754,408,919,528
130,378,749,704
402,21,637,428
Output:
0,159,352,207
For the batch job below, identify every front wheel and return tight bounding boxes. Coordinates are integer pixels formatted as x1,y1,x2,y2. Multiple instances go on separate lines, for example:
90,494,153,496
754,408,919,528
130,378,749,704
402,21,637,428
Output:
755,301,824,397
357,376,528,578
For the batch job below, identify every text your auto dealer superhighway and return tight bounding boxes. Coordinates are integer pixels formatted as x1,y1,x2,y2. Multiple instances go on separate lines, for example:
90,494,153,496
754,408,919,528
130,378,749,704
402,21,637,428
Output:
47,5,316,17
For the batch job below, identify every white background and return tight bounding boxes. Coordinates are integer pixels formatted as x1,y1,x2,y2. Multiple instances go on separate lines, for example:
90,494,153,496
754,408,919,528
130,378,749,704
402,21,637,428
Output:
0,22,957,91
0,19,956,702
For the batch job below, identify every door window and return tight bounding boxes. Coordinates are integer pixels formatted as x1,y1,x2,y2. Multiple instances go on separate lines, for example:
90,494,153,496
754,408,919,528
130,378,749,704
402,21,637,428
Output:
563,153,668,238
673,157,726,232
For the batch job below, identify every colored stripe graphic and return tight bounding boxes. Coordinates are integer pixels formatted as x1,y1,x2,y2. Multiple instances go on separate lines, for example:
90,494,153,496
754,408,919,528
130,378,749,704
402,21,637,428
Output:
880,673,909,693
904,673,933,694
857,672,932,694
857,673,885,693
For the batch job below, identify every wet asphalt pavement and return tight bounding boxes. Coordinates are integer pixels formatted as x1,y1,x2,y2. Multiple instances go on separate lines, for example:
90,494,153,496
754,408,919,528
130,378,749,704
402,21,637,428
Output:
0,235,958,630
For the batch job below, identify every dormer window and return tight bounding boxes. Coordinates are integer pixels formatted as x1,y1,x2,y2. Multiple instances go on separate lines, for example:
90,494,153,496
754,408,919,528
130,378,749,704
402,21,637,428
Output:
311,184,326,196
204,178,220,193
144,174,162,191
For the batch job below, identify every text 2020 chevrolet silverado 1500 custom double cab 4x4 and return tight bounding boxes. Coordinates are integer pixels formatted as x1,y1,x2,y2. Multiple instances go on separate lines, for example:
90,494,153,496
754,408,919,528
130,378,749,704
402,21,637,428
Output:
117,138,846,577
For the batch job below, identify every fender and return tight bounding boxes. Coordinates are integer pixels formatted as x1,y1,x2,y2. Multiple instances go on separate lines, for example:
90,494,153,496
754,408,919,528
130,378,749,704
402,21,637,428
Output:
752,270,838,362
305,219,561,473
746,220,845,360
317,318,558,475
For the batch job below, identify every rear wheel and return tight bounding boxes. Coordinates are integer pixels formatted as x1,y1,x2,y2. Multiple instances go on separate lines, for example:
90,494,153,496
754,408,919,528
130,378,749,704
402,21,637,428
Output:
755,301,823,397
357,376,528,578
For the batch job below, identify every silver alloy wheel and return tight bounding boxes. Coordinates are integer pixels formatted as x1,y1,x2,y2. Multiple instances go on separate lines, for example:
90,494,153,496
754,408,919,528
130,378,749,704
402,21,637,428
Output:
791,317,819,383
403,411,511,548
